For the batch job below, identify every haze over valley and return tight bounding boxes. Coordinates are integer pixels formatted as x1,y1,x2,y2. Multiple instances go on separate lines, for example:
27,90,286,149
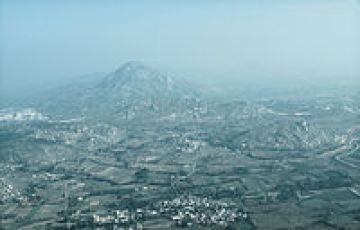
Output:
1,1,360,229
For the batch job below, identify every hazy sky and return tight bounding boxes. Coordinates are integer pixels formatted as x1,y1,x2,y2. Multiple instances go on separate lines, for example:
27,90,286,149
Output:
1,0,359,96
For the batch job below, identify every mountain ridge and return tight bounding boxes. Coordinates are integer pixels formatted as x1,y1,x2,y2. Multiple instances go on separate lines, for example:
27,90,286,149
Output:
41,61,202,119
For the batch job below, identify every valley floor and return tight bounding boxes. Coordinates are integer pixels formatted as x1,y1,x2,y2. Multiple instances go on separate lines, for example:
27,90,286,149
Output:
1,98,360,229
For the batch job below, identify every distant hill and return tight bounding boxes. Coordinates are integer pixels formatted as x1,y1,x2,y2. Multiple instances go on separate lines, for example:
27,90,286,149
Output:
42,61,201,119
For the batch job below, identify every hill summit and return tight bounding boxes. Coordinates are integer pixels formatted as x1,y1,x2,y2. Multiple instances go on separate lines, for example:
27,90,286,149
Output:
43,61,201,119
